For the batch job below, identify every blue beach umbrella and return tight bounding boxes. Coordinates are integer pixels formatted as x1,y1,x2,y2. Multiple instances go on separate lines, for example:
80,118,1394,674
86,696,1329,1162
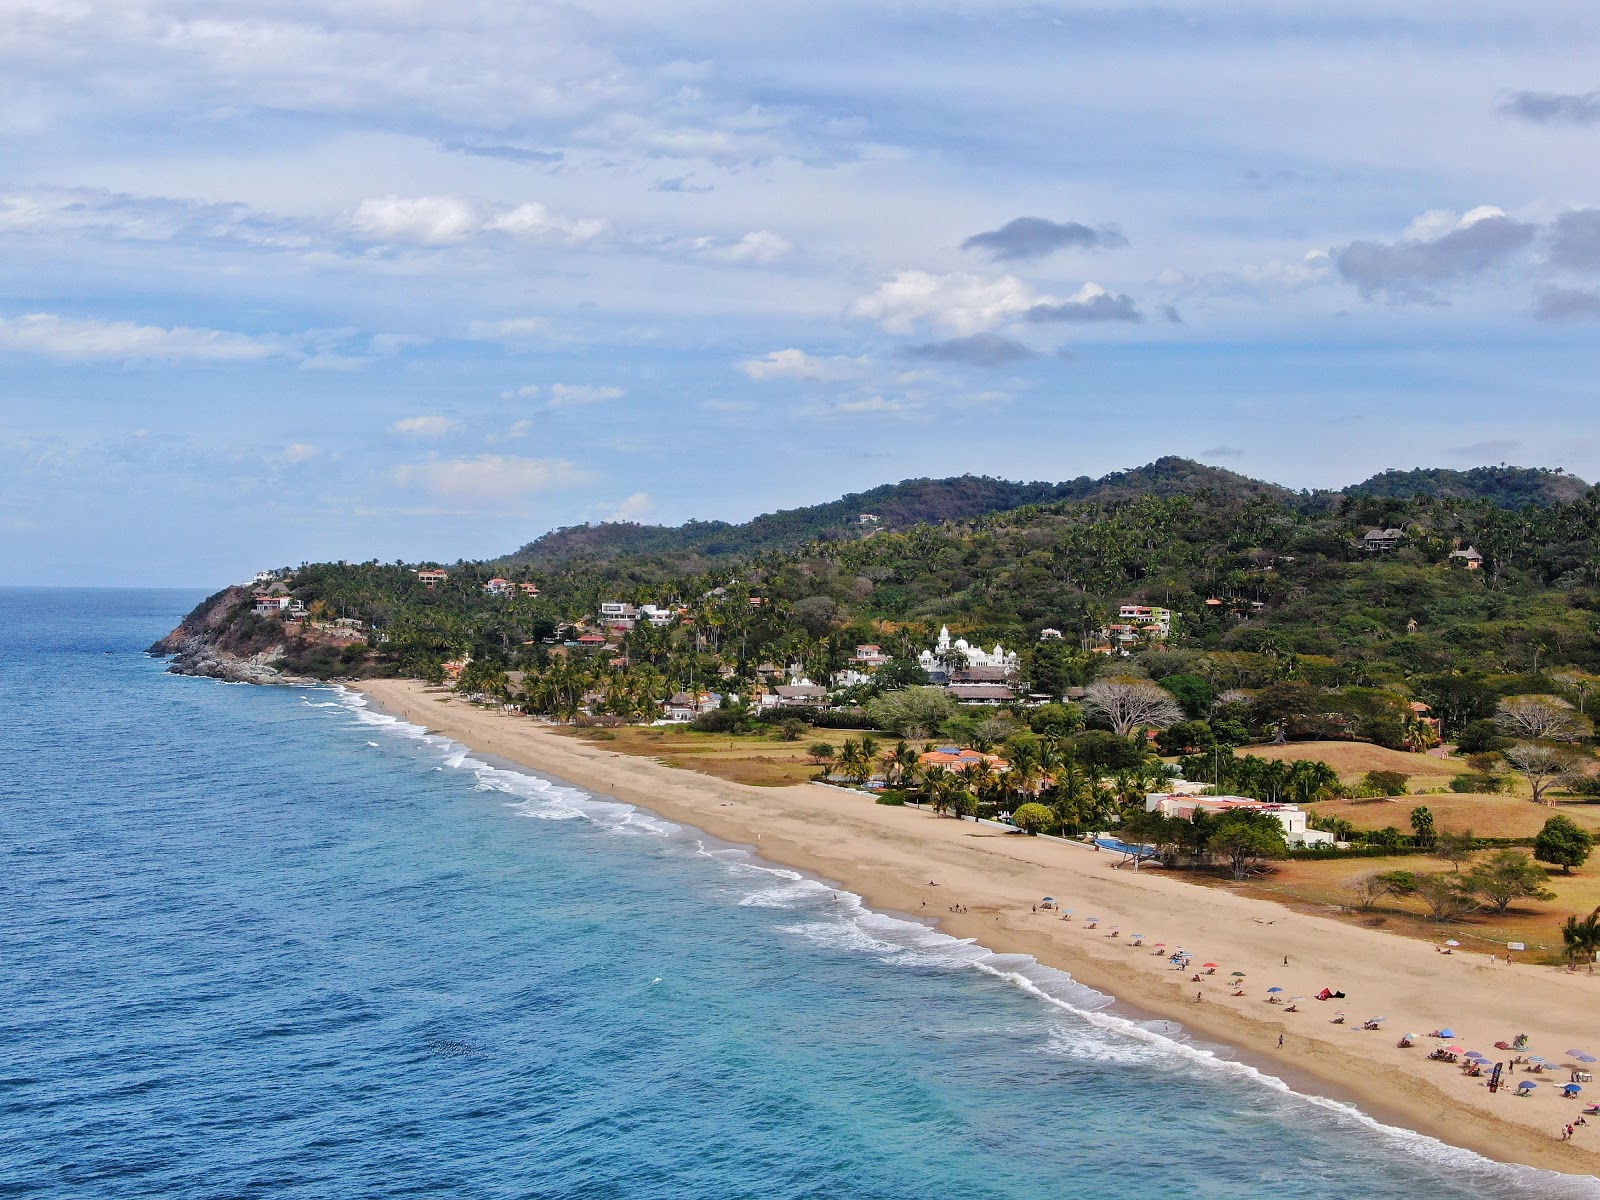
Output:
1566,1049,1592,1058
1575,1054,1597,1064
1436,1028,1456,1039
1517,1081,1537,1092
1563,1084,1583,1095
1267,987,1285,994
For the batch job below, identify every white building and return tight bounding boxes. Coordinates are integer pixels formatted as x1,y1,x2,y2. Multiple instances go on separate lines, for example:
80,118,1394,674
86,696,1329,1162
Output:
918,626,1019,680
639,604,676,628
1143,792,1334,847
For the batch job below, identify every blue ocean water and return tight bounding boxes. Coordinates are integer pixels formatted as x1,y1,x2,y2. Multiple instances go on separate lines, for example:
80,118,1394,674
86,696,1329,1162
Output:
2,589,1596,1200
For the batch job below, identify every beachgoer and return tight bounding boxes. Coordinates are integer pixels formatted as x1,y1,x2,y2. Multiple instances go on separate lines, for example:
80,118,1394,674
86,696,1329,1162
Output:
1278,1034,1284,1048
1196,991,1202,1002
1283,955,1289,966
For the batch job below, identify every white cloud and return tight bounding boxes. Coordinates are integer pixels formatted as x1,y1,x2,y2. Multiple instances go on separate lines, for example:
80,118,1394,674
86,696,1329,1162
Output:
736,348,871,381
601,491,654,521
1403,205,1507,242
467,317,548,343
392,455,593,503
350,195,480,245
499,385,542,400
548,383,625,407
486,418,535,444
0,313,283,361
849,271,1047,334
808,395,916,420
389,415,462,438
488,202,608,243
694,230,793,264
351,196,608,247
281,443,320,463
369,332,430,354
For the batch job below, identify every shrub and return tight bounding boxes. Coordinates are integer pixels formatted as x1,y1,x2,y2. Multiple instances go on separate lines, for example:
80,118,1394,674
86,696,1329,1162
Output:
875,790,908,807
1450,773,1505,793
1362,769,1410,797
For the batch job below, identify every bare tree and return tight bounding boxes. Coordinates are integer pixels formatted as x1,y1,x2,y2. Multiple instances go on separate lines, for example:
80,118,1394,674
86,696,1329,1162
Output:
1501,742,1581,806
1342,870,1399,911
1084,679,1184,736
1495,695,1590,742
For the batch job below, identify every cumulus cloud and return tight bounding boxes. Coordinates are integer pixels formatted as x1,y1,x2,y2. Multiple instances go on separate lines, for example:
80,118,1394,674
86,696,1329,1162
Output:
1333,206,1535,300
548,383,625,406
652,177,712,193
850,271,1043,334
1024,283,1142,324
351,195,480,245
392,455,592,502
961,217,1127,261
1549,209,1600,271
0,312,284,361
487,202,607,243
1497,90,1600,126
1534,288,1600,323
499,385,542,399
601,491,653,521
389,415,462,438
736,348,871,381
903,332,1035,367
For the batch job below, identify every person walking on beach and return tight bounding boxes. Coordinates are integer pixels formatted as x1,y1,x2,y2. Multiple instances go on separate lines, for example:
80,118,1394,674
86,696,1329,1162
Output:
1278,1034,1284,1048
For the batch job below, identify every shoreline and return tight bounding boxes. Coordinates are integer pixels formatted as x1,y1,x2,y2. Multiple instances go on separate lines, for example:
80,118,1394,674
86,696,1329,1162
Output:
351,678,1600,1180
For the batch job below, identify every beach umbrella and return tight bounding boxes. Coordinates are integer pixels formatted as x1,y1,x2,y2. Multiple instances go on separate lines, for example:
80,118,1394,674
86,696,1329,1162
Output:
1231,970,1248,977
1465,1051,1488,1060
1446,1046,1464,1054
1566,1049,1592,1058
1564,1084,1583,1095
1574,1054,1597,1064
1437,1028,1456,1039
1444,939,1460,947
1529,1055,1550,1064
1042,897,1055,902
1517,1081,1537,1092
1203,962,1218,969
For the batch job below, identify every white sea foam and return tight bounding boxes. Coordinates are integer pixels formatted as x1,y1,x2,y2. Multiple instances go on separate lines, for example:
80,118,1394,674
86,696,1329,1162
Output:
317,686,1598,1196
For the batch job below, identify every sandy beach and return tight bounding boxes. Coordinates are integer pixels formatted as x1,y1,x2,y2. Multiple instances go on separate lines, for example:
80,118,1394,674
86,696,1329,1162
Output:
356,678,1600,1176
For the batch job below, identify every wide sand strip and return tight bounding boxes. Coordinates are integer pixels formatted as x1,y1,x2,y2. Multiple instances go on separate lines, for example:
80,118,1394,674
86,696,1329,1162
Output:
356,678,1600,1176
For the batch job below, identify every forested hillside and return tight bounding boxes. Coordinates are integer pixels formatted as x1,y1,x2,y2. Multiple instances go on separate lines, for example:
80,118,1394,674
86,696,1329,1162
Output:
161,457,1600,762
1345,466,1588,509
503,457,1289,574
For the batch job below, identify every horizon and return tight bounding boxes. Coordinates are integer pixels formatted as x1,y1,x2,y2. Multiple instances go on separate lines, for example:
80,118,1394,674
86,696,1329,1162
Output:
4,3,1599,586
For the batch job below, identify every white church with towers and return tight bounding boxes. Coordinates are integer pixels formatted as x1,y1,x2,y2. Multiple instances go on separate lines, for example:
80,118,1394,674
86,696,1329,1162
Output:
918,626,1019,682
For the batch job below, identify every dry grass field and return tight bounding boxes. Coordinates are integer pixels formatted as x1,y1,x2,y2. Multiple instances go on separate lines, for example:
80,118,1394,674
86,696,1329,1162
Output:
1311,794,1600,839
557,724,875,787
1242,740,1460,787
1203,851,1600,961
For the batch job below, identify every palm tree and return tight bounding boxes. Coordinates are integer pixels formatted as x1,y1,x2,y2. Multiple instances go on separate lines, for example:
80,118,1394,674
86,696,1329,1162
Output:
1562,910,1600,967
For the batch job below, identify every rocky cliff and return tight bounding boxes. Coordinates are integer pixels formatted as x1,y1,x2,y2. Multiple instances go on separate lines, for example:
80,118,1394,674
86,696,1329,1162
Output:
147,586,317,685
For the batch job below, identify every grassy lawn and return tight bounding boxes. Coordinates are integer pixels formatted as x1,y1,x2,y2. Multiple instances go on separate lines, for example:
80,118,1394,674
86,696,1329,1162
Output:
558,724,877,787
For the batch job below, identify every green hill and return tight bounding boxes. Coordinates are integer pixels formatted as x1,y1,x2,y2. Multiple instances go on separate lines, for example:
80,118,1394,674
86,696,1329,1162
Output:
1344,466,1589,509
504,457,1288,570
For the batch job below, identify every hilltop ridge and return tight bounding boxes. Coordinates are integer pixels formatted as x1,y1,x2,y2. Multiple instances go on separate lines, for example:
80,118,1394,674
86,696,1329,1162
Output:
503,458,1583,572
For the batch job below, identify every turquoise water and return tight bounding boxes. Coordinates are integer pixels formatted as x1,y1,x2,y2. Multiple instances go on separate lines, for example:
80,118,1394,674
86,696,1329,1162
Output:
2,587,1596,1198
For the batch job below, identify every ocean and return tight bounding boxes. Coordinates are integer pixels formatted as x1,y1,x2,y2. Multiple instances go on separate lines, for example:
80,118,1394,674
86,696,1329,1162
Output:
2,587,1595,1199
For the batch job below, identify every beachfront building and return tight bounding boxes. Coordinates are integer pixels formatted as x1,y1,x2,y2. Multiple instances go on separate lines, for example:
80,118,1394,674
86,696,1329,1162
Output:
483,578,512,596
1144,792,1335,847
665,691,720,721
1361,528,1405,551
919,747,1008,771
853,644,891,667
918,626,1019,683
1448,546,1483,569
771,682,828,708
518,581,541,596
639,604,677,628
945,682,1015,705
253,593,292,616
416,568,449,588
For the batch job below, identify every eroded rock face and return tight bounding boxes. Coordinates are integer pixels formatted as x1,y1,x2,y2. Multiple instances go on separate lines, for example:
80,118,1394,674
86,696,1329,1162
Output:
147,585,317,686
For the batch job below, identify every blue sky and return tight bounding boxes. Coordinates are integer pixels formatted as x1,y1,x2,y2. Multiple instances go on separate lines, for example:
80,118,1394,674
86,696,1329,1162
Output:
4,1,1600,585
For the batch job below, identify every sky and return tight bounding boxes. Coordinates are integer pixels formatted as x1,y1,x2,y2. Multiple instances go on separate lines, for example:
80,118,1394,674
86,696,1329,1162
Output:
4,1,1600,585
